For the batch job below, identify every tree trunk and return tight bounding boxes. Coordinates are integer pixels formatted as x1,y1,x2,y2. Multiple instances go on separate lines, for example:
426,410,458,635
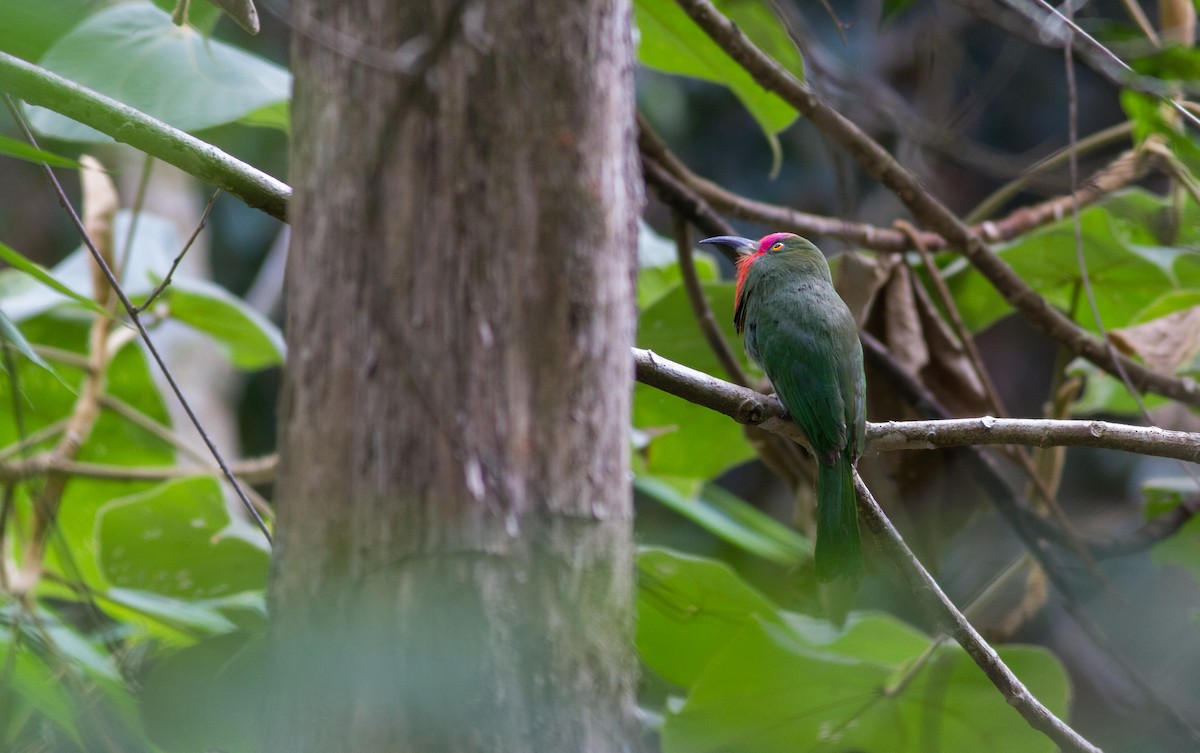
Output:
264,1,640,751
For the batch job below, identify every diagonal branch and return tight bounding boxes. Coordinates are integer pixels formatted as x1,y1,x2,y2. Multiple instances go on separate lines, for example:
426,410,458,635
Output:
671,0,1199,407
0,51,289,222
852,472,1102,753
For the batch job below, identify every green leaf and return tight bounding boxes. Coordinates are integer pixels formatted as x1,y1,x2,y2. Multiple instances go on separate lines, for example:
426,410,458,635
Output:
0,133,82,168
1,210,181,322
783,610,931,666
98,588,237,642
635,282,755,478
638,549,1072,753
1066,357,1168,416
139,629,266,753
638,220,719,310
1142,477,1200,579
881,0,920,26
946,194,1176,333
635,0,803,138
26,2,290,142
0,240,106,316
637,547,789,688
661,620,893,753
662,622,1069,753
96,476,270,600
240,99,290,132
637,476,811,565
0,307,52,372
0,635,85,748
161,276,286,369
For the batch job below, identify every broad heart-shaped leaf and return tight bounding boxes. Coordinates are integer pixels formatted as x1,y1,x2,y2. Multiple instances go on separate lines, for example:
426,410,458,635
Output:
635,282,756,478
26,2,289,142
641,552,1071,753
637,547,790,688
946,196,1175,334
662,622,1069,753
636,476,811,565
635,0,803,137
1,210,285,370
97,476,269,600
160,276,286,369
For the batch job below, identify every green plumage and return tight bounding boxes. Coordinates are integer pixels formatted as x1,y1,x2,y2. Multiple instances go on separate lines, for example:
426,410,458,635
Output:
717,233,866,581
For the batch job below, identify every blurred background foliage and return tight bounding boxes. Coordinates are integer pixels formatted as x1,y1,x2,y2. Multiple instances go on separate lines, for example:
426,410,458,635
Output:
0,0,1199,751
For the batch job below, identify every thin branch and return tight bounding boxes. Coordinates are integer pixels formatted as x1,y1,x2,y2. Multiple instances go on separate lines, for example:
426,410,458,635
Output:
0,455,276,484
638,344,1195,558
0,51,289,222
6,99,272,545
869,416,1200,461
852,472,1102,753
671,213,749,386
634,347,1200,464
134,189,220,313
640,113,1146,254
640,151,736,243
672,0,1200,408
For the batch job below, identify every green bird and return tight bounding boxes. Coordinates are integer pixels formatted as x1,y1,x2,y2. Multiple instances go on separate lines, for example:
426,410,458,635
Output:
701,232,866,581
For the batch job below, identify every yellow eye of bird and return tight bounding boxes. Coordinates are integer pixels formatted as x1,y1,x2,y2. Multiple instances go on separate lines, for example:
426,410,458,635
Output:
771,241,784,251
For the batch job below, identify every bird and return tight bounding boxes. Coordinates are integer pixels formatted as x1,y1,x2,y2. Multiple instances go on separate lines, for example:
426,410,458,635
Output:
700,232,866,581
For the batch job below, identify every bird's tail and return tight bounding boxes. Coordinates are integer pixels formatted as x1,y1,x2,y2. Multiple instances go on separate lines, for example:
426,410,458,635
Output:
815,458,862,581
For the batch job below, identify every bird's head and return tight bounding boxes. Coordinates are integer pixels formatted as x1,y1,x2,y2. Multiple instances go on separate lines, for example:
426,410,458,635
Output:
699,232,829,298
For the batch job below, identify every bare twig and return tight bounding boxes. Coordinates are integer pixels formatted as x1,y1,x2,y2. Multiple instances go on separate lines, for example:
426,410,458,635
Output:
671,213,749,386
0,455,276,484
0,52,289,222
640,113,1146,254
134,190,221,313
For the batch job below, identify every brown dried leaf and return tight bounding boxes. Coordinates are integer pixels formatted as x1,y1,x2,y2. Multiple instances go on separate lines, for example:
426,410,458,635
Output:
1109,305,1200,375
80,155,118,307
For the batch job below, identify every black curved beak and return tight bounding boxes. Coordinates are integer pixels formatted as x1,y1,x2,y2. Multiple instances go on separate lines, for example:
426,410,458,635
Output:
698,235,756,258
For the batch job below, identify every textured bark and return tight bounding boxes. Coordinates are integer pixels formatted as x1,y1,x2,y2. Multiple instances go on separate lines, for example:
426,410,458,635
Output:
264,1,640,751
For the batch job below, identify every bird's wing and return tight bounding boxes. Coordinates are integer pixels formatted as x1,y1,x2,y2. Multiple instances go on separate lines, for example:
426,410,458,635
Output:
753,300,849,464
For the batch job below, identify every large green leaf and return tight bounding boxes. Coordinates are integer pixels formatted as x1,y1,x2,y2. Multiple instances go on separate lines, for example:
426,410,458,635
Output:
641,549,1071,753
26,2,290,142
635,282,756,478
661,620,893,753
635,0,803,139
947,197,1176,334
96,476,269,600
161,276,286,369
637,547,790,688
